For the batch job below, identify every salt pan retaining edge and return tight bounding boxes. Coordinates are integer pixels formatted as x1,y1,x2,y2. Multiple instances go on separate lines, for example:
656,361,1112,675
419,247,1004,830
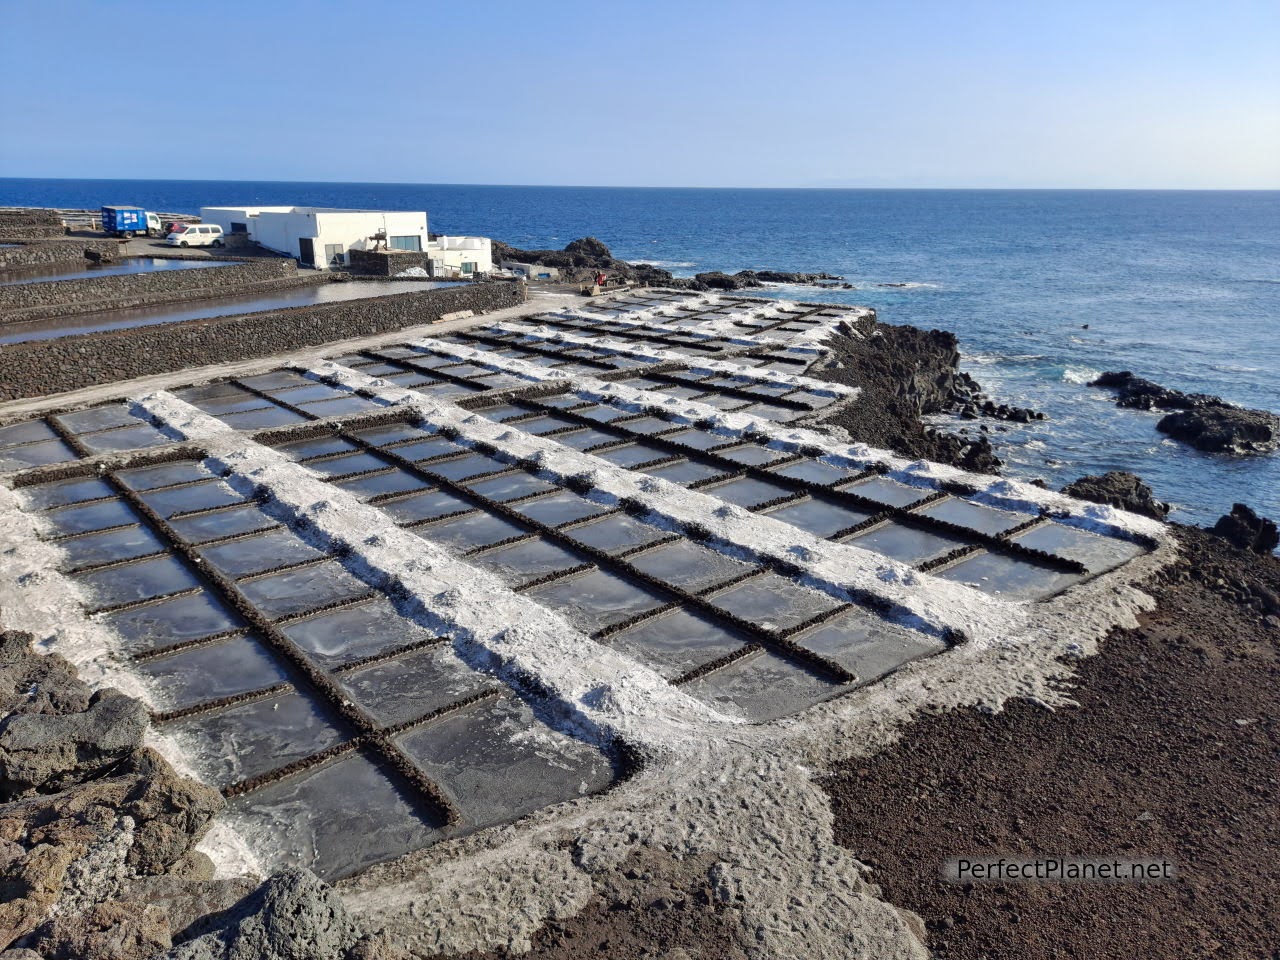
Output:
133,391,738,752
306,361,1024,649
407,337,1168,546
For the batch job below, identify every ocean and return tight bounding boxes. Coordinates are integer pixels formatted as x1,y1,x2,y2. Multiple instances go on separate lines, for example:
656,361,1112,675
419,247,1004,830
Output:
3,178,1277,531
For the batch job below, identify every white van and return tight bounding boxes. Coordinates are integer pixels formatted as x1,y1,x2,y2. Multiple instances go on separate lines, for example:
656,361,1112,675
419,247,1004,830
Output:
167,224,224,248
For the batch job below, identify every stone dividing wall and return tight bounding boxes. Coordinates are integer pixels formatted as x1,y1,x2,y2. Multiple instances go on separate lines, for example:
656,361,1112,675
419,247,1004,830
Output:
0,259,305,321
0,225,67,240
348,248,435,277
0,281,526,401
0,209,63,226
0,240,121,271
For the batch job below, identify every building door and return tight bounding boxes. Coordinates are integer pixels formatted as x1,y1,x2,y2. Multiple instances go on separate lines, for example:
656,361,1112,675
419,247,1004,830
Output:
298,238,315,267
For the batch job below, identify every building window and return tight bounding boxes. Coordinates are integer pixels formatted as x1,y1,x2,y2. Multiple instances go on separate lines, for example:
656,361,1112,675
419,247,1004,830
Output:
325,243,345,266
389,235,422,252
230,222,249,233
461,261,475,274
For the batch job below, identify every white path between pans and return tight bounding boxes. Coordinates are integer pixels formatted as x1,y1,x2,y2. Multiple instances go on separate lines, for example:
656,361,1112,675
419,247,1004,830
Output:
399,337,1169,546
306,360,1023,648
484,320,858,398
133,391,737,752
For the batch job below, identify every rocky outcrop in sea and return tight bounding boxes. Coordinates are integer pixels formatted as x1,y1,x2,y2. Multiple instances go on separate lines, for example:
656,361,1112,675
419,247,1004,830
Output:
1089,371,1279,454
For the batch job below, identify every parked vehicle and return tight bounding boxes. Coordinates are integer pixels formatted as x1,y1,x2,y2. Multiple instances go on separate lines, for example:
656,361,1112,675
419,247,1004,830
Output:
101,206,162,238
167,224,224,248
164,221,187,236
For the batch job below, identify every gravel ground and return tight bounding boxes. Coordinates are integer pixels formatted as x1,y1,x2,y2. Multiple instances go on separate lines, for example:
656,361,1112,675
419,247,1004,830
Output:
822,525,1280,960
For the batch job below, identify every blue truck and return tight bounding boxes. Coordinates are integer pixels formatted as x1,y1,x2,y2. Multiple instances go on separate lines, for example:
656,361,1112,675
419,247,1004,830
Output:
101,206,162,238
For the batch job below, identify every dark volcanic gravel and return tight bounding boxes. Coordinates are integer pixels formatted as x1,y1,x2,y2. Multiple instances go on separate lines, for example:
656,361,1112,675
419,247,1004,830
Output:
823,526,1280,960
461,861,747,960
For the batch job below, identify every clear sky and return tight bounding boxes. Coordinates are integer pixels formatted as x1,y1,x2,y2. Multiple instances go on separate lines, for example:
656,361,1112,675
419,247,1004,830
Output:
2,0,1277,188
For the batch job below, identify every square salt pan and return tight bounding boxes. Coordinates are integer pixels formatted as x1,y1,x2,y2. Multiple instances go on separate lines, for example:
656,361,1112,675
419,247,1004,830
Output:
199,529,326,580
104,591,244,655
282,598,438,668
472,537,587,587
414,511,526,553
842,520,971,566
395,694,615,831
380,489,473,525
0,419,58,449
510,490,610,528
935,550,1086,602
0,439,81,473
21,477,114,510
1011,522,1147,574
74,555,199,611
238,561,372,620
138,635,287,711
682,651,841,722
45,504,141,542
792,608,946,682
525,568,668,634
116,461,216,492
338,645,498,727
227,751,442,882
169,504,279,544
840,476,933,509
626,540,756,593
139,480,245,519
58,525,166,571
77,424,172,454
915,497,1031,536
706,573,843,633
163,690,346,789
606,609,746,679
562,513,669,555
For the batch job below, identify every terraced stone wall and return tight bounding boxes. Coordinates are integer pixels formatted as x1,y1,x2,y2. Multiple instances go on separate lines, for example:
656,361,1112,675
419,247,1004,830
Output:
0,281,526,401
0,240,121,271
0,259,304,319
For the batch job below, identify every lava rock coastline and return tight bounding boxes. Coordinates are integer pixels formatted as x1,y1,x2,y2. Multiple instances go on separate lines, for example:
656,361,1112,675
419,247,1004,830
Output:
492,237,846,291
1089,370,1279,454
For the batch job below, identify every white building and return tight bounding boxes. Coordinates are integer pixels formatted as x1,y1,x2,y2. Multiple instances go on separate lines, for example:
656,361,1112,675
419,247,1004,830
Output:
428,235,494,278
198,206,491,275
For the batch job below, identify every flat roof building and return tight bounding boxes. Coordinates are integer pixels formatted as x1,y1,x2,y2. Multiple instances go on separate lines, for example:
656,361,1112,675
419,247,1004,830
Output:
198,206,491,275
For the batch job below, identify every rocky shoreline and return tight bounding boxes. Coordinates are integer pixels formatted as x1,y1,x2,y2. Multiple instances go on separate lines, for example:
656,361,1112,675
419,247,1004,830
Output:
492,237,849,292
1089,370,1279,454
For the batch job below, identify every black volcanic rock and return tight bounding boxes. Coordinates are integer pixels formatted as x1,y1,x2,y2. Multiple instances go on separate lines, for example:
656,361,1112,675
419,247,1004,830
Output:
1090,371,1278,454
1211,503,1280,554
1061,471,1170,520
1156,407,1279,454
493,238,845,290
1089,370,1223,411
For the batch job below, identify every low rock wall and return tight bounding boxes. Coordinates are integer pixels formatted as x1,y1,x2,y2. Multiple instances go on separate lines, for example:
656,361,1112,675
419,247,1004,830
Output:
0,280,526,401
0,259,304,321
0,224,67,240
0,240,121,270
348,248,437,277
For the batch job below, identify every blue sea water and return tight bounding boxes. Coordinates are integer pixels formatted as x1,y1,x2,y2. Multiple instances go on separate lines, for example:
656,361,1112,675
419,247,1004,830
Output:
3,178,1277,531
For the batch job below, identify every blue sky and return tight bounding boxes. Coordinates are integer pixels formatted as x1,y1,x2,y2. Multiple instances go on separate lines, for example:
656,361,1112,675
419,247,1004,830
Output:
1,0,1277,188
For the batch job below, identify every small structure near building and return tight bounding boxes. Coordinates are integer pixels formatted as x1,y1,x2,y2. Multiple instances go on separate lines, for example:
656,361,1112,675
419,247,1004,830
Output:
199,206,492,276
501,260,562,282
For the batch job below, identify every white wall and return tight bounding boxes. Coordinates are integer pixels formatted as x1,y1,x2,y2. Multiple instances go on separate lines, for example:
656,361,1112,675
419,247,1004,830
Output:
427,236,493,275
198,207,430,270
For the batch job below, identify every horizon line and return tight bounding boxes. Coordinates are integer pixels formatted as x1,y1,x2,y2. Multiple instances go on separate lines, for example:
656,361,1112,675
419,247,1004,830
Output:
1,175,1278,193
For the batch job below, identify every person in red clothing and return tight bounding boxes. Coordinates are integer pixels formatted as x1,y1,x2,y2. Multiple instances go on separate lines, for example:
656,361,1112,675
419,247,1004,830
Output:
595,270,607,287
